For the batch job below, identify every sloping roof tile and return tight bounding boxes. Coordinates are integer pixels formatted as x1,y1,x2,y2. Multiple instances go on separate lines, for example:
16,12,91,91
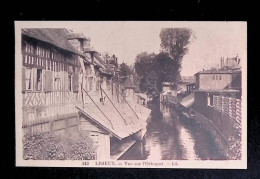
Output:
76,102,150,140
22,28,83,56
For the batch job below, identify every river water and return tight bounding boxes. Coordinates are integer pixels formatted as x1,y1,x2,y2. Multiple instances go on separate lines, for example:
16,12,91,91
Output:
120,103,227,160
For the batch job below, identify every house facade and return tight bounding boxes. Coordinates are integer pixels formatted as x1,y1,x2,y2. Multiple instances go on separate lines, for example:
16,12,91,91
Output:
21,28,84,135
122,75,136,102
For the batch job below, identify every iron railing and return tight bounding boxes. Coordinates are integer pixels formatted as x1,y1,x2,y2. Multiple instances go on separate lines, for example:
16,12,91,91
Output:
81,86,114,129
114,86,139,119
100,85,127,125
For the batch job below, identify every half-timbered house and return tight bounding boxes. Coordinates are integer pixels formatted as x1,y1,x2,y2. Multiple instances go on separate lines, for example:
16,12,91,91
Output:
21,28,84,135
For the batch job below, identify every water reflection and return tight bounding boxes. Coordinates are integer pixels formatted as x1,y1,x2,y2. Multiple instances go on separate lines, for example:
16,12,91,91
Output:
120,103,226,160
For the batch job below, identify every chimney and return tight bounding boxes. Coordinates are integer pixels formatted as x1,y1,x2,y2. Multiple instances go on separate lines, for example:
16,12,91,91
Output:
130,75,133,83
82,38,91,51
236,54,240,65
220,56,224,69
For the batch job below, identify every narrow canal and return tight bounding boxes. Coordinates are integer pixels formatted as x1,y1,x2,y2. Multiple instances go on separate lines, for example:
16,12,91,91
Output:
120,102,227,160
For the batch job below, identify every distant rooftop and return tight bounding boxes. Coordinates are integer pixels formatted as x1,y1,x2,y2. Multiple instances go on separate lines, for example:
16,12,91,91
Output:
192,89,240,93
162,82,174,86
195,68,241,75
181,76,195,83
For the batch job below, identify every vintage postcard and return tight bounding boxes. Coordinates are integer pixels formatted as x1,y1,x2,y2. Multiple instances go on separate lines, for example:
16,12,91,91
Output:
15,21,247,168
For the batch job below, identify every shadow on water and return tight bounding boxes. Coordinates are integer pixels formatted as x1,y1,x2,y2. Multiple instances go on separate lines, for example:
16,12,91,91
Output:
176,110,227,160
119,101,227,160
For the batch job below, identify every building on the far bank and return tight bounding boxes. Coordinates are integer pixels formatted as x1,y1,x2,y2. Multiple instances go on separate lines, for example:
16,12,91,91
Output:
159,82,179,104
193,68,241,109
190,55,242,159
122,75,136,102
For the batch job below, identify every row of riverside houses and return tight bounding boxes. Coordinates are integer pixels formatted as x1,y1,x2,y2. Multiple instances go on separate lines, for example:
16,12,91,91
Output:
186,55,242,159
21,28,151,160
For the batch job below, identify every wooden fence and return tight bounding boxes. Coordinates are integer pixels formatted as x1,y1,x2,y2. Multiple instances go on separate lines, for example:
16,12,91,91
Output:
213,95,242,125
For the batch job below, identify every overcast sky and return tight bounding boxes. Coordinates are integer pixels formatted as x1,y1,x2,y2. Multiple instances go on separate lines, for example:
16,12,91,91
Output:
22,21,247,76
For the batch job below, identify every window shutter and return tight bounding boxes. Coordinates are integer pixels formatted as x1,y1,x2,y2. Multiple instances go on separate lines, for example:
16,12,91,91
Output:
44,70,53,92
22,67,26,92
72,74,79,92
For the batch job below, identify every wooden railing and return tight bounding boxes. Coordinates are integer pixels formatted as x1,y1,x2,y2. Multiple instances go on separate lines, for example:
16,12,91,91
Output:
81,86,114,129
114,86,139,119
100,85,128,125
213,95,241,125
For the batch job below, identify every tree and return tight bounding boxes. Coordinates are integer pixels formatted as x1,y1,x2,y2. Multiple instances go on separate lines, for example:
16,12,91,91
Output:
134,28,194,97
160,28,194,81
119,63,132,82
134,52,159,95
156,52,178,83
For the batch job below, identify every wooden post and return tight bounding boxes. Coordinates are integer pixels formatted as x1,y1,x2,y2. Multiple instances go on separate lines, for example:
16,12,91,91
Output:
49,119,54,132
100,85,104,105
28,124,32,135
65,117,69,136
77,112,80,132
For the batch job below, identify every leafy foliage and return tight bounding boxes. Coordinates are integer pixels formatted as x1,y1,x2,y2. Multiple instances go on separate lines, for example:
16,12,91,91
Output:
23,131,95,160
134,28,194,96
227,122,242,160
134,52,159,95
160,28,194,81
119,63,132,82
134,52,179,96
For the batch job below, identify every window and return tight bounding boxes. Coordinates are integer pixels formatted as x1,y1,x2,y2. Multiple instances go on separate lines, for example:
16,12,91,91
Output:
45,50,50,58
36,69,42,91
25,68,33,90
36,46,40,56
213,75,215,80
89,77,93,91
216,75,218,80
51,51,54,59
42,48,45,57
54,77,60,90
96,77,100,92
54,71,61,90
207,94,214,106
25,42,34,53
68,74,72,91
219,75,222,80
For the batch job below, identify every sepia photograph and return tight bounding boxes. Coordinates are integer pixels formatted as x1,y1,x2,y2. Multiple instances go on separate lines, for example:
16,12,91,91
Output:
15,21,247,168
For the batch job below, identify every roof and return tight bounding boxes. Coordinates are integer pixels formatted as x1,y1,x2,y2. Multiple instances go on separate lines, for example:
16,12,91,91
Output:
195,68,241,75
123,77,136,88
22,28,83,56
181,76,196,83
83,47,98,53
178,81,195,85
66,33,89,40
180,93,194,108
76,102,151,140
135,93,148,100
162,82,174,86
92,52,114,75
192,89,240,93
